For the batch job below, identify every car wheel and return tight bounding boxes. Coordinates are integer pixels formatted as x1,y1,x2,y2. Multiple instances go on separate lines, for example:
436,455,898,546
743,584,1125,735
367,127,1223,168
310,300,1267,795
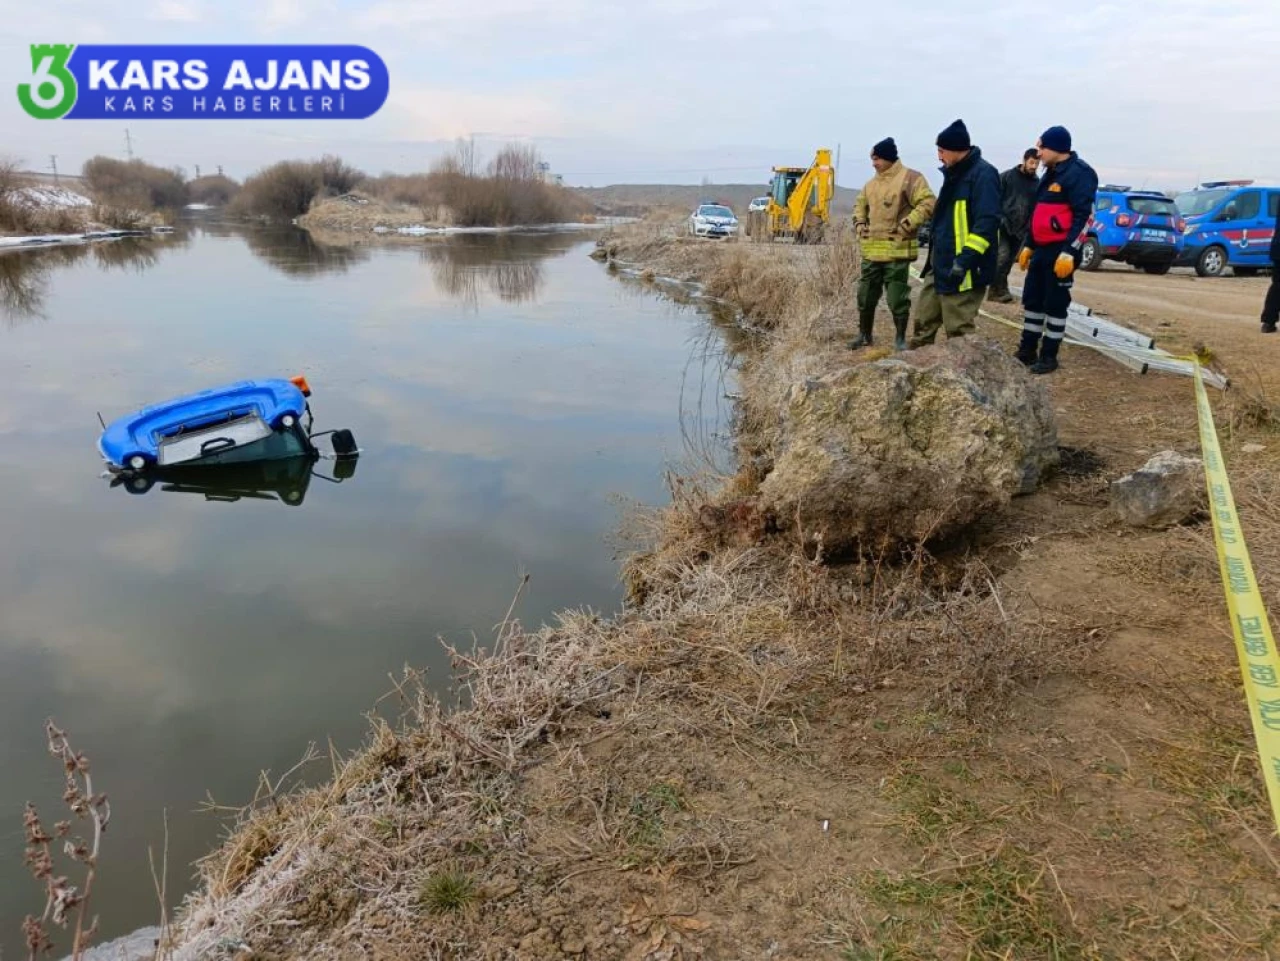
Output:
1235,267,1260,277
1080,237,1102,271
126,453,148,471
125,475,155,495
1141,263,1172,275
1196,245,1227,277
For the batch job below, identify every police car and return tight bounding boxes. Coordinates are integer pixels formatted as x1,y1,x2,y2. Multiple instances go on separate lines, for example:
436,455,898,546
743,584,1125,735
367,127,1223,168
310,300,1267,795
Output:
1174,180,1280,277
1079,185,1185,274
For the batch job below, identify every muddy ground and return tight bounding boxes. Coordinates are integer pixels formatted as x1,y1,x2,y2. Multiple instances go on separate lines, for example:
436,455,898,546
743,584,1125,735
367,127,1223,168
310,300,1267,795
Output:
147,226,1280,961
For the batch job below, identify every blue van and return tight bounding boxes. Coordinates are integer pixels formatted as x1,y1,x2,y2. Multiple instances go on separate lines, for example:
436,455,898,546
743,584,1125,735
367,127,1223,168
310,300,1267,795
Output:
1174,180,1279,277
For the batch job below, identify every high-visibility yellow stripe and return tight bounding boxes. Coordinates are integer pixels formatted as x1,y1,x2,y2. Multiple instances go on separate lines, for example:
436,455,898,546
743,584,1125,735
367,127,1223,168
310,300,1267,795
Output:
1194,363,1280,833
952,199,971,290
964,234,990,254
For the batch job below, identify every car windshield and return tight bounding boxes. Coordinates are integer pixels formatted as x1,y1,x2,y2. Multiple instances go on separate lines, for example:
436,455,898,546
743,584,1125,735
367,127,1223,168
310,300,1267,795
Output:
1175,188,1232,217
698,206,734,218
1127,196,1176,215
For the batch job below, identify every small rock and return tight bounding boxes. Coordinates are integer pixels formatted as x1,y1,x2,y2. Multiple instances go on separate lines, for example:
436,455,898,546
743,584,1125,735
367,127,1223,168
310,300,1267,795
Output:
1110,450,1205,529
561,936,586,955
1242,443,1266,454
487,877,520,900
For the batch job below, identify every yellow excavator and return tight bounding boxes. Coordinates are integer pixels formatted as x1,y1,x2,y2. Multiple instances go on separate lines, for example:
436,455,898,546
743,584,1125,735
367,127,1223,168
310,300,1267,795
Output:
750,148,835,244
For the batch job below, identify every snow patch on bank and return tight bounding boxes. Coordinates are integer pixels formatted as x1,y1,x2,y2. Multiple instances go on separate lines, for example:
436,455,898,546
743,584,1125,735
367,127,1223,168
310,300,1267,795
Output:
14,185,95,209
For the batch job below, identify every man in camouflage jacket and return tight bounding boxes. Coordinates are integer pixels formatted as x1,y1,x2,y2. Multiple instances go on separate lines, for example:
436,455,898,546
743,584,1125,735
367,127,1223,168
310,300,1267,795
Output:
851,137,936,351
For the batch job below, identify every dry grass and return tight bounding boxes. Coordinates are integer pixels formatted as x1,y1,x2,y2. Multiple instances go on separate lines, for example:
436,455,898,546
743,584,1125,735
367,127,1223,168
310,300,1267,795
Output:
0,159,90,234
229,155,365,221
82,155,188,211
156,212,1280,961
187,173,240,207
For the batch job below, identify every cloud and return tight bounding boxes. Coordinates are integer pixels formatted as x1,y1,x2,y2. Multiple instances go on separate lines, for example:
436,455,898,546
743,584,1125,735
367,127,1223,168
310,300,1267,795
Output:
386,85,577,141
150,0,203,21
0,0,1276,186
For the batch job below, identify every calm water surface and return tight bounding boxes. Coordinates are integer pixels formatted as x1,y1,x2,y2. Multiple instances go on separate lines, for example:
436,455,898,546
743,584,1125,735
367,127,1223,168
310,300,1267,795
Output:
0,223,733,953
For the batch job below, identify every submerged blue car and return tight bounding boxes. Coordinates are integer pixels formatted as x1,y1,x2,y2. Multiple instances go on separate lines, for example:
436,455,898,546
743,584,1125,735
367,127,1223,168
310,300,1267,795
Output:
98,375,356,473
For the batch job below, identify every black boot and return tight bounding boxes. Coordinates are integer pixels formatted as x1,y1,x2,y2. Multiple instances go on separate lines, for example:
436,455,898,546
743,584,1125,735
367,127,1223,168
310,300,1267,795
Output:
1015,330,1039,367
893,314,909,352
849,314,874,350
1030,336,1060,374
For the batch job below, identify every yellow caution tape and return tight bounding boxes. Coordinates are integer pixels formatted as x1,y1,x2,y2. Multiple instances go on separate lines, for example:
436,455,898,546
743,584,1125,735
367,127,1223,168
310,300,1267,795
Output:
1194,362,1280,834
905,268,1271,820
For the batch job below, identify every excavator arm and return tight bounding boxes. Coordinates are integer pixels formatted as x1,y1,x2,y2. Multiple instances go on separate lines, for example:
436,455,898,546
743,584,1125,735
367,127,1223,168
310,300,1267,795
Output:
762,148,834,243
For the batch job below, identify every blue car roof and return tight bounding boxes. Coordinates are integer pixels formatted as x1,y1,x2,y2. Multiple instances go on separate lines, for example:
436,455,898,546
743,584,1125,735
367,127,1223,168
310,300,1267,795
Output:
98,378,306,465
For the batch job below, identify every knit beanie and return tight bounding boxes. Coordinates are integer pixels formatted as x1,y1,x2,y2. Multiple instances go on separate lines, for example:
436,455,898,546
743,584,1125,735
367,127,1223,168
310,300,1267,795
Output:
872,137,898,163
1040,125,1072,153
936,119,971,151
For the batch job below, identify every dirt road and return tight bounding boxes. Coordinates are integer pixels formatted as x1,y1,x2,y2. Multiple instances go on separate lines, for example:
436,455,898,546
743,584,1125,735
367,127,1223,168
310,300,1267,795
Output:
988,263,1280,395
1073,264,1269,328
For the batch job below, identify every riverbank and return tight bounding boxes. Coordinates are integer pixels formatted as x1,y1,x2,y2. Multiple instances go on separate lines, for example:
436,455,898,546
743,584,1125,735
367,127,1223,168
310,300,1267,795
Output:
146,218,1278,960
294,190,617,237
0,228,166,252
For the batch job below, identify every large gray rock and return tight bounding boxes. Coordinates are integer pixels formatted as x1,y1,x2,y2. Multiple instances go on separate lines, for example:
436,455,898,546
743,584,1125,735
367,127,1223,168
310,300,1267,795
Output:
1110,450,1205,528
757,337,1058,551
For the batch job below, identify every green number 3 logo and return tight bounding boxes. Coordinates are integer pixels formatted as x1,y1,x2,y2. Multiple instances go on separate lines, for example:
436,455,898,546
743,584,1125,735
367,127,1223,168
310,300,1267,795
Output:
18,44,78,120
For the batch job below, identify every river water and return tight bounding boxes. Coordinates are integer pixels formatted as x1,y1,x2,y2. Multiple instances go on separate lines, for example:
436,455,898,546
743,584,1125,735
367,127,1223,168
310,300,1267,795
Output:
0,222,733,955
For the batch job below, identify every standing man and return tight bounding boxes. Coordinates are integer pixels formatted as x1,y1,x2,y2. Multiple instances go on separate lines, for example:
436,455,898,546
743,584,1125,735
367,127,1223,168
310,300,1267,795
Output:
850,137,936,351
910,119,1001,347
1262,221,1280,333
1015,125,1099,374
990,148,1040,303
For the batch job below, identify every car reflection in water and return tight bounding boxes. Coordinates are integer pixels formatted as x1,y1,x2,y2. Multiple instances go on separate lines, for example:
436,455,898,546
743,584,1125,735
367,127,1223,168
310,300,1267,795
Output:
109,449,358,505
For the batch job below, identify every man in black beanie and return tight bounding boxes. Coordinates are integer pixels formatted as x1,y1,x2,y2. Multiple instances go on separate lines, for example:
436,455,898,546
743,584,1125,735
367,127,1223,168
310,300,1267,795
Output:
850,136,936,350
909,119,1001,347
990,148,1040,303
1014,124,1099,373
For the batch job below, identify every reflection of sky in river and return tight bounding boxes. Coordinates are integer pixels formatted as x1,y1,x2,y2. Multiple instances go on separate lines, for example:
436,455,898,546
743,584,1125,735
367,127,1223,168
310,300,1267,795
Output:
0,225,733,953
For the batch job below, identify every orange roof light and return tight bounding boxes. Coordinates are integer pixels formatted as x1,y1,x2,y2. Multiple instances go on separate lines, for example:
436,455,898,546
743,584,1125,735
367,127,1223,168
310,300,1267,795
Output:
290,374,312,397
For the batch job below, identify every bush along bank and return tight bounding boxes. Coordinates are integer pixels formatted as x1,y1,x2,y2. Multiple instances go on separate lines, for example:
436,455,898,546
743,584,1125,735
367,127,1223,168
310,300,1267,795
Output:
148,218,1279,961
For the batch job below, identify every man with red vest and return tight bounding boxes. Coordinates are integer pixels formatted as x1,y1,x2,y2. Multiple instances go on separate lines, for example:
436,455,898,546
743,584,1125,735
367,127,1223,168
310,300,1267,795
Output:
1014,126,1099,374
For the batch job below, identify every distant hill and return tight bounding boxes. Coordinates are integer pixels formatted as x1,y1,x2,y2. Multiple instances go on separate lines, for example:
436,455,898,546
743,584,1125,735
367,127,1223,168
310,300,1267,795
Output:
576,182,860,218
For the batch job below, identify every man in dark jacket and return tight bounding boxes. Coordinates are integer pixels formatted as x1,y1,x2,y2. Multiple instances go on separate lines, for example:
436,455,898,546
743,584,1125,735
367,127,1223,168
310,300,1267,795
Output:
1262,225,1280,333
989,148,1040,303
910,119,1002,347
1014,125,1099,374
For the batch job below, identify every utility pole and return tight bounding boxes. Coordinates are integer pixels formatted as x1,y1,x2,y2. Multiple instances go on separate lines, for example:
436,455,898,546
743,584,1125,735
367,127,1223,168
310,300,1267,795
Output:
49,154,58,184
217,164,223,177
194,164,201,179
124,128,134,160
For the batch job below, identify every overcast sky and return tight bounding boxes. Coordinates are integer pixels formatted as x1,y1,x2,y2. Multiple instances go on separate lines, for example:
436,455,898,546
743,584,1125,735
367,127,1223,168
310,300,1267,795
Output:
0,0,1276,191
